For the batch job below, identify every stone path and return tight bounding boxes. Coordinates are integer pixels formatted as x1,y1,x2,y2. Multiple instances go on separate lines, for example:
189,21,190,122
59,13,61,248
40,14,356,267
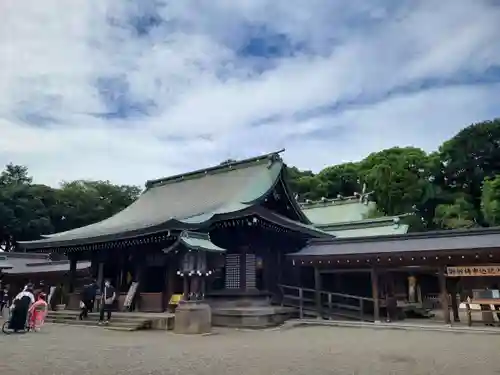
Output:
1,324,499,375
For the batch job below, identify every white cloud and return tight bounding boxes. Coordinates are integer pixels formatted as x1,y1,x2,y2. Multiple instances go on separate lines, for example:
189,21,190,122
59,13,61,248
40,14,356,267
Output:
1,0,499,187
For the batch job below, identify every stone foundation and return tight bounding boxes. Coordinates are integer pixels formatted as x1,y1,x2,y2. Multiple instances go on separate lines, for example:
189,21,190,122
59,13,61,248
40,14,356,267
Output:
211,306,294,328
174,302,212,334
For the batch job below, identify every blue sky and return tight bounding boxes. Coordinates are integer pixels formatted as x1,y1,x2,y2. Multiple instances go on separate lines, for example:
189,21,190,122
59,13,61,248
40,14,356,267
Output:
1,0,500,187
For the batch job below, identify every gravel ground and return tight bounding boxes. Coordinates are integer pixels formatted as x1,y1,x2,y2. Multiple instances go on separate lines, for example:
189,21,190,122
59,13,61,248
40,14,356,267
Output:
1,324,499,375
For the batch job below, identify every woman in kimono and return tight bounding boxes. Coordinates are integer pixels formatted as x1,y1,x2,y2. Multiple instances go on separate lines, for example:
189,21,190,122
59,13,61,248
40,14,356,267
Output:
28,293,48,331
9,285,35,332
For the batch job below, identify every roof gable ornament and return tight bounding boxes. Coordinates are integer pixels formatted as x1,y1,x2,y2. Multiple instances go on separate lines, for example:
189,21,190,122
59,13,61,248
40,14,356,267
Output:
354,183,374,205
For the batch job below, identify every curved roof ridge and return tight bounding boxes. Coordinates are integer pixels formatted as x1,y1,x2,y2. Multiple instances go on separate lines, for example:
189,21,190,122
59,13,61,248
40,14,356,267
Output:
146,149,284,189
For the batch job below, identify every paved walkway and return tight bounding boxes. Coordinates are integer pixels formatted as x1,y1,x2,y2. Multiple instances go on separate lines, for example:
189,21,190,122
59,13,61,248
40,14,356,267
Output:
1,323,500,375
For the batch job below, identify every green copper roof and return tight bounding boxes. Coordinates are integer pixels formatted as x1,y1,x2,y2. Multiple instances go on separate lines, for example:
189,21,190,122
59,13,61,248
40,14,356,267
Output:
178,231,226,253
301,197,411,238
20,151,325,250
301,198,376,225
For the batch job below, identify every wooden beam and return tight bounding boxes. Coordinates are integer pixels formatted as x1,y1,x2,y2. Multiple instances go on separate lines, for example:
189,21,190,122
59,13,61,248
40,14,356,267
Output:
96,261,104,290
68,255,77,293
438,266,451,324
371,267,380,323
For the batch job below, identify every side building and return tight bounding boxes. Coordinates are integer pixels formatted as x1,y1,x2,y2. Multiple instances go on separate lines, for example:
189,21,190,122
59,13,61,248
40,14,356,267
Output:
0,252,91,297
300,194,409,238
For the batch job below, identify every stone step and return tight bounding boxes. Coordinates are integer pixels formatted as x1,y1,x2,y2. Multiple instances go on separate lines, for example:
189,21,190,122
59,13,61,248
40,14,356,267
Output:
46,318,146,331
45,310,175,331
47,311,151,320
45,314,149,324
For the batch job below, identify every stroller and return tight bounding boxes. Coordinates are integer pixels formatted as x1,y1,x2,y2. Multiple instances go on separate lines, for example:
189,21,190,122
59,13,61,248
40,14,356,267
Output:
2,305,32,334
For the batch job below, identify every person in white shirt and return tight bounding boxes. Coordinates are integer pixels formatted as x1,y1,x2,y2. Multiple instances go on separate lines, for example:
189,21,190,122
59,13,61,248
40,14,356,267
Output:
98,280,116,325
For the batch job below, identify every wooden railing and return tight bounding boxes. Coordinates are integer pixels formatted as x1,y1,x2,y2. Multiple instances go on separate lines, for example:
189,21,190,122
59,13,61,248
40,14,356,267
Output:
423,293,461,309
279,284,376,322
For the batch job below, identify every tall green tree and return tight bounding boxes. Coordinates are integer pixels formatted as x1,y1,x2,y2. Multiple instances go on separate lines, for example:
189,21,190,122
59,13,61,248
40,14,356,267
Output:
52,180,141,232
358,147,432,216
481,175,500,226
0,166,54,250
285,166,319,201
433,196,478,229
0,164,142,248
315,163,361,199
438,119,500,222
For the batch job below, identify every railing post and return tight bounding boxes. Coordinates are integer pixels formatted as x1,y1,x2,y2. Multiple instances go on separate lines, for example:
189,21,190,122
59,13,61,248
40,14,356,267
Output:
299,288,304,319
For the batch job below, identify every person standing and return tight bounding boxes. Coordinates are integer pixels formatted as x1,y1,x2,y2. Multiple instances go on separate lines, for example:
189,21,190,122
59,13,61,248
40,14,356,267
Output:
98,280,116,325
79,279,98,320
0,285,10,316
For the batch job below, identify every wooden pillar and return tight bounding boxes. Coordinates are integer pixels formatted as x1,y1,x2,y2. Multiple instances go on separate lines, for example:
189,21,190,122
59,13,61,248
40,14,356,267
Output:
438,267,451,324
371,267,380,323
314,267,322,318
69,255,77,293
115,253,123,292
240,248,247,291
96,261,104,290
449,279,460,322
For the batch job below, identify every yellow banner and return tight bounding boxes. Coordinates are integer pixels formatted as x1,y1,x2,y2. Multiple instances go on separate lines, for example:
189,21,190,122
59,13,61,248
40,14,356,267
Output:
447,266,500,277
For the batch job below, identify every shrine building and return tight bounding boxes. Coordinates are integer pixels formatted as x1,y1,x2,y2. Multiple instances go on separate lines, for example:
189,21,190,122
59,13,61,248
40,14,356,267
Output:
19,151,331,322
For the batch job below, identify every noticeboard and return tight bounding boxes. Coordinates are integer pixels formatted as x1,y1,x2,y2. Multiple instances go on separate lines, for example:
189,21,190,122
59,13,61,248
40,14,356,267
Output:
123,282,139,308
446,266,500,277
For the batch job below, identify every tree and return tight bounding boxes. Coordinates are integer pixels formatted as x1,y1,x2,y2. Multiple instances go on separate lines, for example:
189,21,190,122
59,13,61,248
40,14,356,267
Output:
438,119,500,222
52,180,141,232
433,196,478,229
481,175,500,226
315,163,361,199
0,163,142,247
285,166,319,201
0,164,32,186
0,183,55,249
358,147,432,216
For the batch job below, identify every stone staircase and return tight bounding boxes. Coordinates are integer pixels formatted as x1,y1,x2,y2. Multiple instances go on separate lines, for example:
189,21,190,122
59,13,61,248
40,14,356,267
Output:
45,310,174,331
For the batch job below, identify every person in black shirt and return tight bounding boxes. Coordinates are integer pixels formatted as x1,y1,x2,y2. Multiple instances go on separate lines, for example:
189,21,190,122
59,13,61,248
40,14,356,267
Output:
98,279,116,325
0,285,10,315
79,279,98,320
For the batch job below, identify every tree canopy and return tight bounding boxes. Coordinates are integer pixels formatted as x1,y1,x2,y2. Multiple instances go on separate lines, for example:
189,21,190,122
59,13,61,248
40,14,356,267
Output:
286,118,500,231
0,167,141,251
1,118,499,250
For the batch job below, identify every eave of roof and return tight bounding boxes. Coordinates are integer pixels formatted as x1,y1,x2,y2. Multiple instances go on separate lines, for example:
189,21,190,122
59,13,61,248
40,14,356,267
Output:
253,206,333,238
290,226,500,258
178,231,226,253
314,214,410,231
3,260,91,275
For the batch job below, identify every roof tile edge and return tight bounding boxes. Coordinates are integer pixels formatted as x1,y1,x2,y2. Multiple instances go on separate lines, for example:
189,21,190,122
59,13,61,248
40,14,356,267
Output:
309,226,500,244
145,149,285,189
300,195,369,208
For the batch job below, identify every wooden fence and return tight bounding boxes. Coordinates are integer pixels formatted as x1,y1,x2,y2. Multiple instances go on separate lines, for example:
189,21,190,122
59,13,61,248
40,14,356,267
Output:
279,284,376,322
